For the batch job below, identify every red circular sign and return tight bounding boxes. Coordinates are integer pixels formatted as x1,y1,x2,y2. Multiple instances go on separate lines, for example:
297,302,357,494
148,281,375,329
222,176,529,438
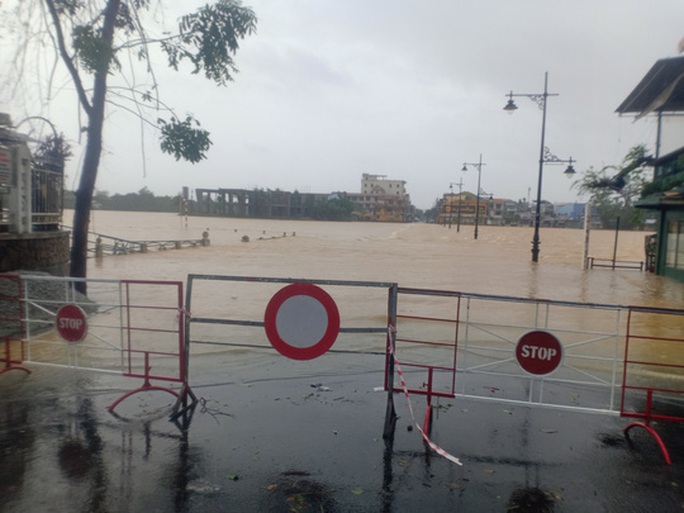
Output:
264,283,340,360
55,305,88,343
515,330,563,376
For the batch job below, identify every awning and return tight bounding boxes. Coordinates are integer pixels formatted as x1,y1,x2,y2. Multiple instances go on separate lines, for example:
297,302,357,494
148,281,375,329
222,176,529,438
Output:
616,55,684,118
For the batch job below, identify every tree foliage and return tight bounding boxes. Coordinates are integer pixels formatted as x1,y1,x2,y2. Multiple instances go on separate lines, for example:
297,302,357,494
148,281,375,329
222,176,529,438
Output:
3,0,257,290
312,196,355,221
572,145,651,229
165,0,257,85
33,133,73,172
158,116,211,163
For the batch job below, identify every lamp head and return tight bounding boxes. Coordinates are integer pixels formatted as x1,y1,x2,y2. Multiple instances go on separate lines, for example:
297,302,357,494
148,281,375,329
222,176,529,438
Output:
503,92,518,114
461,164,468,172
563,157,576,177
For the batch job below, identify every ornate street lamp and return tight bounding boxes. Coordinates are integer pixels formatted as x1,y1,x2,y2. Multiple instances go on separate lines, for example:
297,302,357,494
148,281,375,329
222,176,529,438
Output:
461,154,486,240
504,72,575,262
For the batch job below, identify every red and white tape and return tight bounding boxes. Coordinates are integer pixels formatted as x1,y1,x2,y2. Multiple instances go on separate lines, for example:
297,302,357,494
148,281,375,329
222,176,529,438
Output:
388,326,462,466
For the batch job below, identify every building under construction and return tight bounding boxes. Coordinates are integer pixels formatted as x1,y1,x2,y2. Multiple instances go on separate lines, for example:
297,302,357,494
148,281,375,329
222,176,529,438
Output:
189,174,412,222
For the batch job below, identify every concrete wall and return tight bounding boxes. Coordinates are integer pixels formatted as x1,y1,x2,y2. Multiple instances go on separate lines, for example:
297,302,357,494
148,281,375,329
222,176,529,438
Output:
0,231,70,275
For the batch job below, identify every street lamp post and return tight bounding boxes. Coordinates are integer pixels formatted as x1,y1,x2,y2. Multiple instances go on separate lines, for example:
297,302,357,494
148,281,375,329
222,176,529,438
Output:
449,176,465,232
462,154,485,240
504,72,575,262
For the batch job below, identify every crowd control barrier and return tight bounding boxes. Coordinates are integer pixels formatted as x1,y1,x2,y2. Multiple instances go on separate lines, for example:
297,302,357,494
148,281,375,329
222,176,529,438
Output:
389,287,684,464
0,274,193,416
622,306,684,464
2,272,683,464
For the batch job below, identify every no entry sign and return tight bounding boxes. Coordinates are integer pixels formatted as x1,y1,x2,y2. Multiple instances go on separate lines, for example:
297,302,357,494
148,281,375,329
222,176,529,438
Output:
55,304,88,343
515,330,563,376
264,283,340,360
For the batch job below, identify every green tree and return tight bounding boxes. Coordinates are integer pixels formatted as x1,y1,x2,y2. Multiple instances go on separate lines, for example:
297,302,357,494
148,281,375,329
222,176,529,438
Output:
572,145,651,229
4,0,256,292
313,196,355,221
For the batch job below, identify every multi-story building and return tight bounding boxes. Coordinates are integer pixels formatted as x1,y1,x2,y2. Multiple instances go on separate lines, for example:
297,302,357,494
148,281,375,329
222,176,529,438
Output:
354,174,411,222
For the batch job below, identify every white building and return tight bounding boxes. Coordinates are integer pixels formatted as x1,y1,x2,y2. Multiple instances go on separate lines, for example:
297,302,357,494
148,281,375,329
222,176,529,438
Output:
361,173,407,197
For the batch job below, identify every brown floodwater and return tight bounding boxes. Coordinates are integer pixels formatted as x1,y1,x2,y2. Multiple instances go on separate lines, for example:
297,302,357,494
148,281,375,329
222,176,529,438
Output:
78,209,683,309
1,214,680,513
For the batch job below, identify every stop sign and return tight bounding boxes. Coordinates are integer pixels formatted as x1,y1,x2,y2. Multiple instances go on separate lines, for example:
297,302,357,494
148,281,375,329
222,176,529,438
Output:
515,330,563,376
55,304,88,343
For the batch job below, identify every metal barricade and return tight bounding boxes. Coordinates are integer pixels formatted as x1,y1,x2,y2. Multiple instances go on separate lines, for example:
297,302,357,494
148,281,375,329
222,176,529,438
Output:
184,274,396,358
622,306,684,464
184,274,398,436
0,274,192,414
0,274,29,373
391,287,684,463
392,288,626,434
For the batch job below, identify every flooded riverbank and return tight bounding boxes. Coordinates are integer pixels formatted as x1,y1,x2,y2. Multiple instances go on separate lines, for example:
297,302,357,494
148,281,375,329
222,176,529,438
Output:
78,210,682,308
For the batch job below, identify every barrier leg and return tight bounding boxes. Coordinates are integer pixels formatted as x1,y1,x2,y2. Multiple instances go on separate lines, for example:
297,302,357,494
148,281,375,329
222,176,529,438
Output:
624,422,672,465
108,352,182,413
171,382,198,421
0,338,31,375
423,367,434,435
383,393,397,442
383,326,398,441
623,389,672,465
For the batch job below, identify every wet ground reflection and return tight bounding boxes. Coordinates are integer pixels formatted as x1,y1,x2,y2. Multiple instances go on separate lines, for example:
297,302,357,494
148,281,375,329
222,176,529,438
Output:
1,359,684,511
0,401,34,504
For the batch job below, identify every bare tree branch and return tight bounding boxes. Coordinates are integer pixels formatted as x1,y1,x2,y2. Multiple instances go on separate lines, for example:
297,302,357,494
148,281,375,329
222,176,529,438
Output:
44,0,93,115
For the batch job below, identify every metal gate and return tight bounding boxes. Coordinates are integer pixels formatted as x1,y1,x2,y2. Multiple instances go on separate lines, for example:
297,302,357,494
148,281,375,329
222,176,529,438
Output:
621,305,684,463
0,274,192,414
389,286,684,463
184,273,396,359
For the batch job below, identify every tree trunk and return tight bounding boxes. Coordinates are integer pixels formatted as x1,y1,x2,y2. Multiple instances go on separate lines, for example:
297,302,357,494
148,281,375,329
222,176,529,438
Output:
69,122,103,292
68,0,121,294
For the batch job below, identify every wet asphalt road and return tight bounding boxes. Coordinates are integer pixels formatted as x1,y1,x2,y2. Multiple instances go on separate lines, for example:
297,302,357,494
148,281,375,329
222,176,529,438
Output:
0,353,683,512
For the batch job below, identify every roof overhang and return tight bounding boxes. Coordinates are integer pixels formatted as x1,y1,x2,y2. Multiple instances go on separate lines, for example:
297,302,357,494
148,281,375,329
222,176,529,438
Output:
616,55,684,118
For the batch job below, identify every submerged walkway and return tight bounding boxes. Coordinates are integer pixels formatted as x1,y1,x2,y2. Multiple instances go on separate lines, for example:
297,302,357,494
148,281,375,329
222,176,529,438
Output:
62,227,211,257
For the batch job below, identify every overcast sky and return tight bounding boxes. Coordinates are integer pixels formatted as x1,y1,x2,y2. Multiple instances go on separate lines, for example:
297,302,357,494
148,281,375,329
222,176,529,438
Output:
2,0,684,209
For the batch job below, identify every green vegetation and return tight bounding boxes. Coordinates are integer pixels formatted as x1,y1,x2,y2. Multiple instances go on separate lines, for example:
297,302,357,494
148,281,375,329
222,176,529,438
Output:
5,0,257,291
573,145,650,229
313,196,355,221
63,188,182,213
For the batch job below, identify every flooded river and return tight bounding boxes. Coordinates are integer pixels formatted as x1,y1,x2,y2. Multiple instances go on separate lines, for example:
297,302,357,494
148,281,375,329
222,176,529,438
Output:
80,209,683,308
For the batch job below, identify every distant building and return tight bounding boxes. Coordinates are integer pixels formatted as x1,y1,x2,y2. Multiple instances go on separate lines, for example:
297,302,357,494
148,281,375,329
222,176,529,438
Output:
192,188,328,219
349,174,411,222
191,173,413,222
361,174,407,197
437,191,488,226
554,202,589,227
